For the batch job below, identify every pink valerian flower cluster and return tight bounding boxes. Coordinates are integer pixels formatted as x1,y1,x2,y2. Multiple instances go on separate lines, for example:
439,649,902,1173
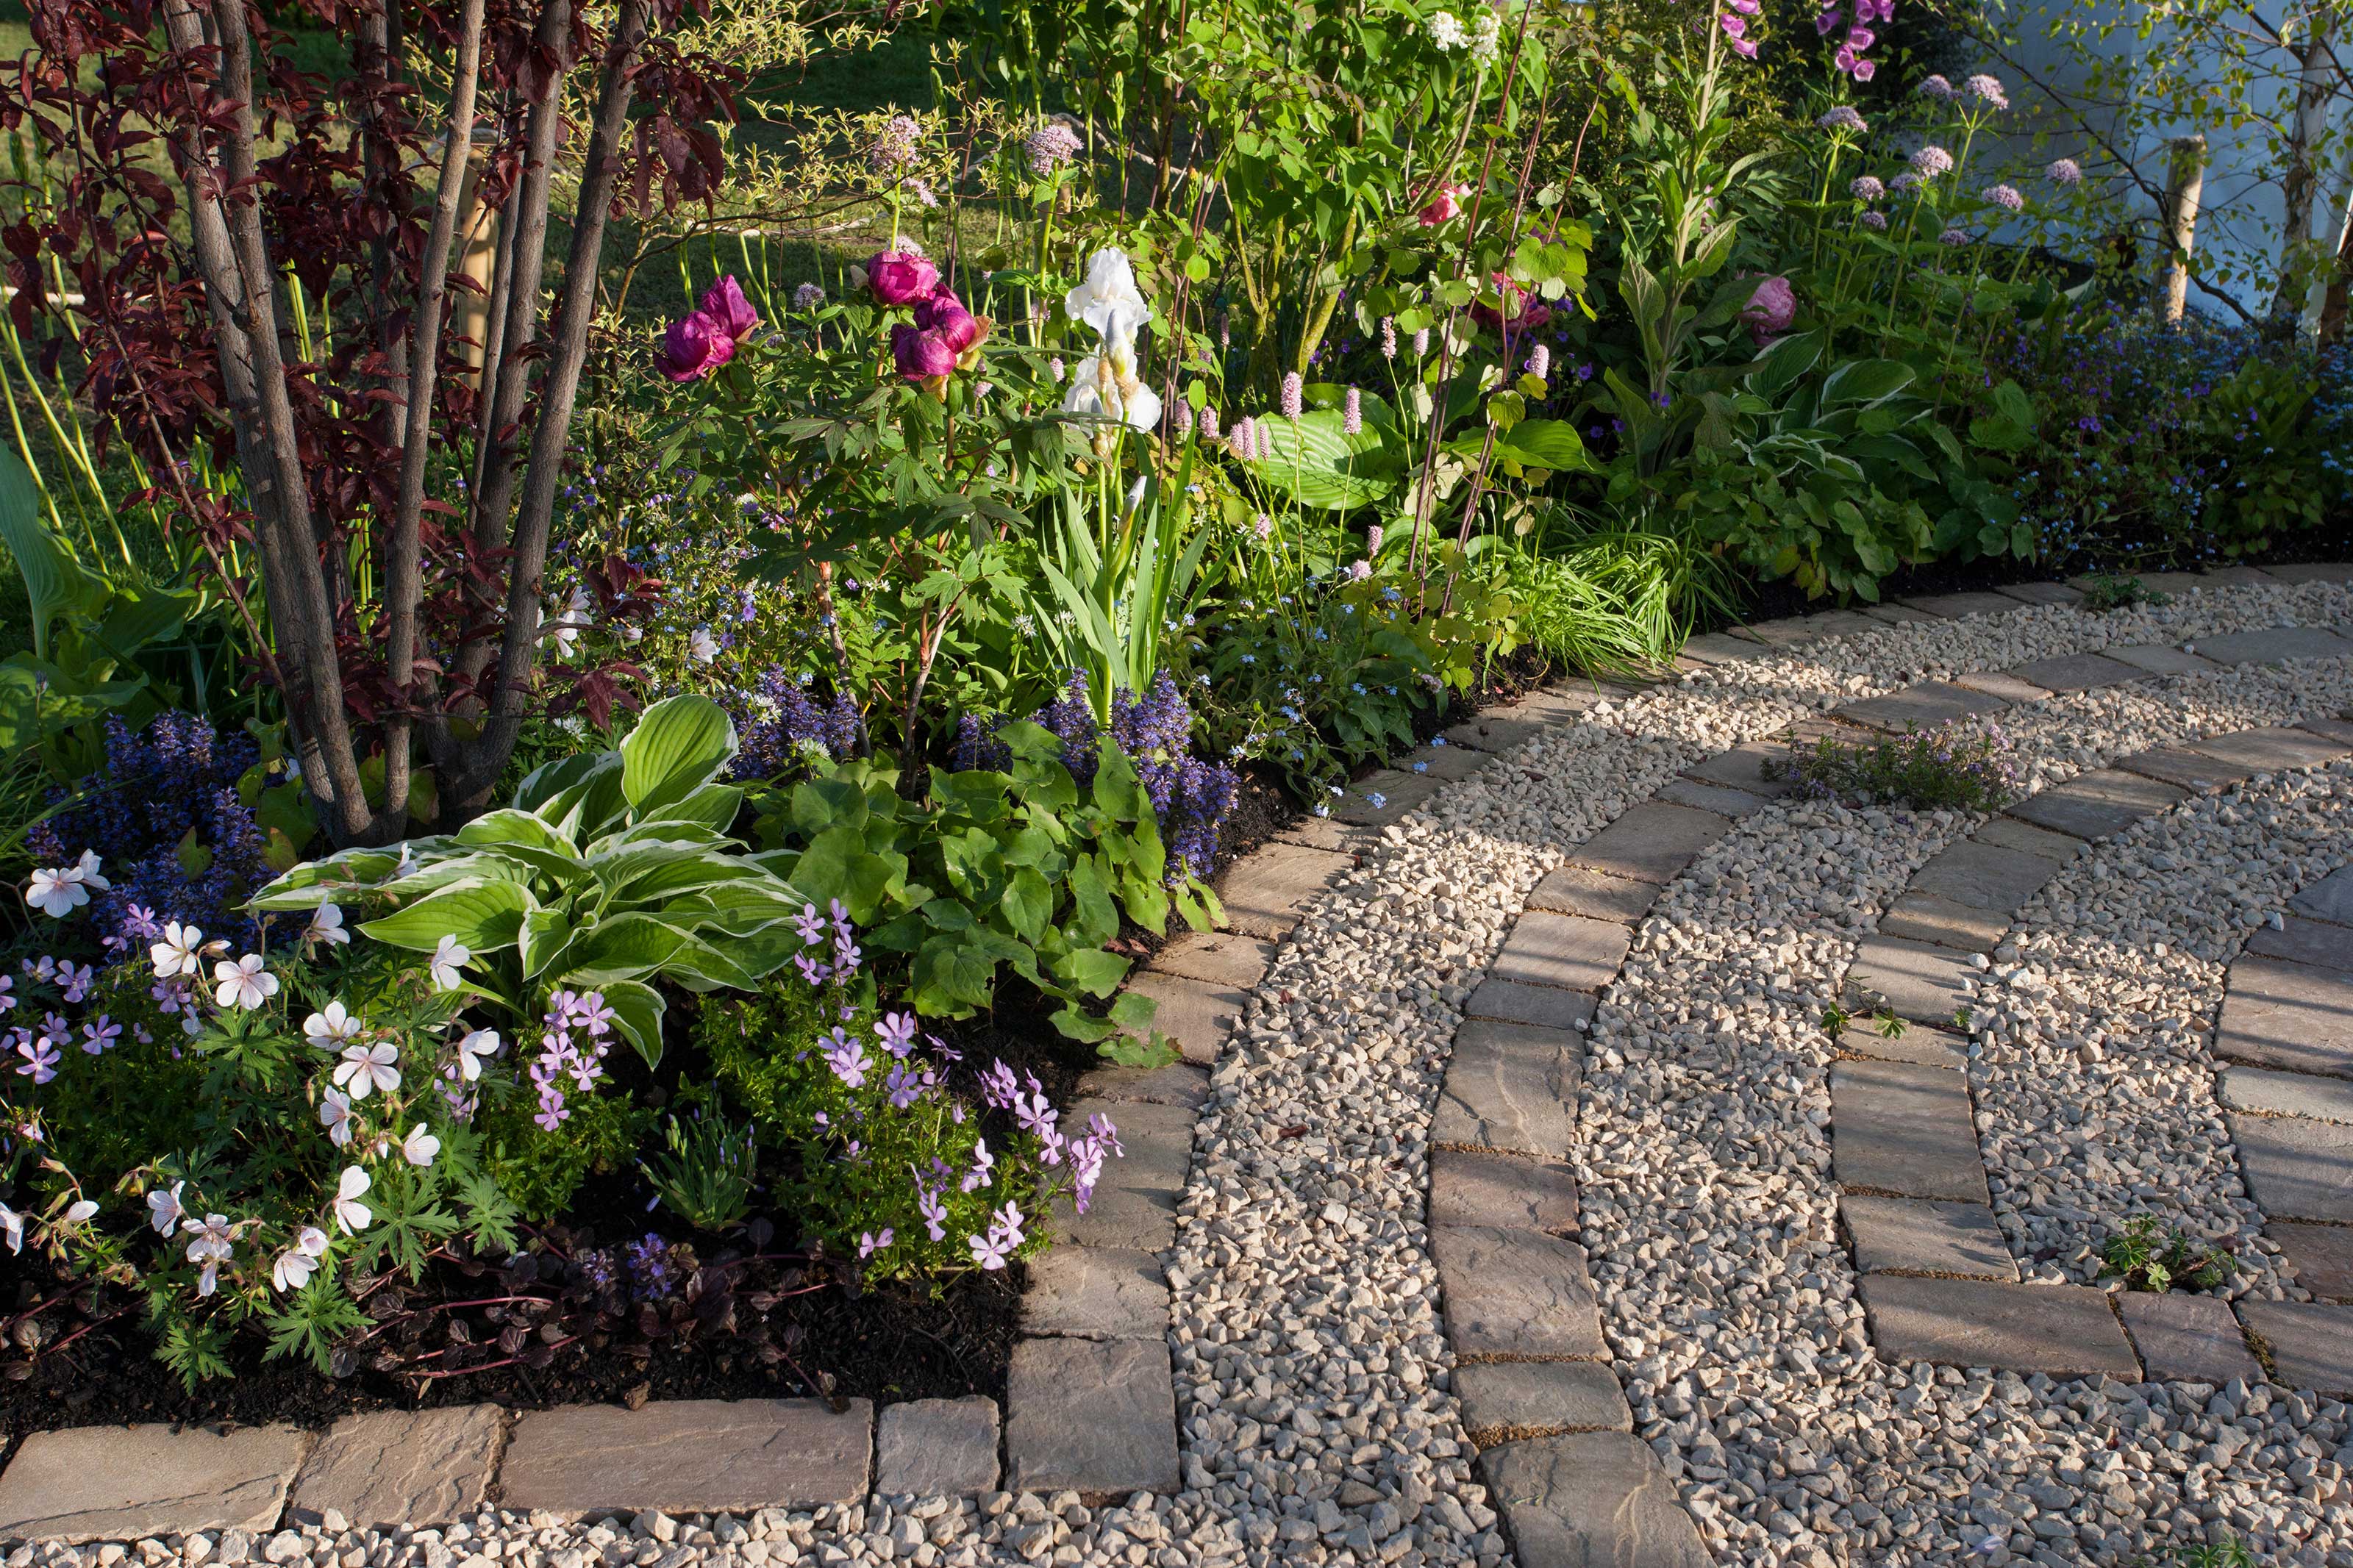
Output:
1817,105,1867,134
529,989,616,1132
1963,74,2008,109
1981,183,2025,213
1813,0,1889,77
657,276,763,383
1718,0,1760,59
866,113,923,174
1851,175,1886,201
2046,157,2083,186
1024,120,1082,176
1911,145,1956,179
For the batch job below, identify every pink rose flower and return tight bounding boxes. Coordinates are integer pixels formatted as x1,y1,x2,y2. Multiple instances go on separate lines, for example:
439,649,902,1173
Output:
868,250,941,307
657,310,735,382
1740,275,1797,345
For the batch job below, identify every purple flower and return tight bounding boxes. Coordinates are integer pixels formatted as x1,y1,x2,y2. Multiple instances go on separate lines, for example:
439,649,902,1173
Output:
876,1012,919,1056
824,1031,874,1089
868,250,941,306
699,276,762,343
891,323,960,382
658,310,734,382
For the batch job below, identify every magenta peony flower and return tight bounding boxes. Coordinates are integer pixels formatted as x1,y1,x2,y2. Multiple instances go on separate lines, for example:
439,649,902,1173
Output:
868,250,941,307
914,290,984,355
1740,275,1796,346
700,276,760,344
658,310,735,382
890,323,959,382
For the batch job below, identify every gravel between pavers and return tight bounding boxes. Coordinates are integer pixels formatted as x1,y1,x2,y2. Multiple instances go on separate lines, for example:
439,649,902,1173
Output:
14,579,2353,1568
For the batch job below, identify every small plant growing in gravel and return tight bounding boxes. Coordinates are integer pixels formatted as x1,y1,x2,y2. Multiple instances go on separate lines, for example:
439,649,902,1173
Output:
2138,1536,2257,1567
1820,1002,1851,1034
1766,720,2021,813
1874,1008,1906,1038
2079,573,2168,614
2098,1216,2238,1293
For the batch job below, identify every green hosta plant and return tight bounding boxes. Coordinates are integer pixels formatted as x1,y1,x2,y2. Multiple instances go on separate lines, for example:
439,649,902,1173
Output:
751,721,1211,1052
251,696,805,1065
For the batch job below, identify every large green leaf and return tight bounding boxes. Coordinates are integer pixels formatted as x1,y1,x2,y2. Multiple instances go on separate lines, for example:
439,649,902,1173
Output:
596,978,668,1069
619,695,739,817
0,448,107,661
248,845,407,909
556,912,690,984
1244,409,1402,510
1820,358,1916,408
359,878,531,953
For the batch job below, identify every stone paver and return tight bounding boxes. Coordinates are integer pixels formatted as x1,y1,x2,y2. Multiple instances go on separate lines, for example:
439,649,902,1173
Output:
1680,740,1794,798
1003,1337,1179,1499
1952,671,2054,702
2293,867,2353,926
2252,914,2353,973
1053,1097,1196,1250
1837,1018,1968,1070
0,1423,310,1544
1399,742,1492,782
1830,1059,1988,1203
1679,631,1771,665
1148,930,1276,989
1840,1195,2017,1280
1490,911,1632,994
1271,814,1384,857
1901,590,2021,619
2238,1300,2353,1396
2005,651,2142,692
2220,1064,2353,1122
1846,934,1978,1025
1879,892,2010,953
2005,769,2191,842
2191,626,2353,665
1857,1276,2141,1379
1657,777,1775,818
2116,744,2263,795
2274,1222,2353,1300
1453,1362,1631,1441
1527,865,1663,925
1216,843,1352,939
1442,691,1598,752
2215,956,2353,1077
2304,715,2353,745
874,1397,1000,1497
1120,970,1246,1065
1480,1433,1712,1568
1571,802,1733,885
2229,1112,2353,1222
1021,1245,1171,1340
2104,643,2221,676
2262,563,2353,584
2116,1292,2260,1386
1432,1226,1604,1358
288,1406,502,1528
1430,1021,1582,1159
1913,838,2068,912
1427,1148,1579,1232
1741,610,1887,648
2196,565,2278,587
1464,976,1597,1032
1995,581,2082,606
500,1400,871,1515
2190,725,2351,774
1074,1061,1210,1109
1835,679,2011,732
1862,603,1943,625
1971,818,2088,863
1337,769,1441,826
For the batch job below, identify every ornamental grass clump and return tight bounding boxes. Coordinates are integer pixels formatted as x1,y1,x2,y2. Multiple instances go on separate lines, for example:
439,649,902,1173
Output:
1765,719,2019,812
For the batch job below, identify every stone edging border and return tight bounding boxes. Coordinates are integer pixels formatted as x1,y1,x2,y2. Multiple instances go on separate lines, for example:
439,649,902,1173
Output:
1,563,2347,1550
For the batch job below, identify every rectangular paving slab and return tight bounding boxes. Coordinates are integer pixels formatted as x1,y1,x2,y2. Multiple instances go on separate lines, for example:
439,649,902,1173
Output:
1996,581,2082,606
1120,970,1246,1066
1004,1337,1179,1499
2006,769,2191,842
1846,935,1979,1026
2220,1064,2353,1122
2117,745,2263,795
1527,865,1663,925
1337,769,1442,826
1680,631,1771,665
1074,1061,1210,1110
1428,1147,1579,1232
1913,839,2068,912
1857,1275,2141,1378
1902,590,2023,618
2116,1292,2260,1386
1681,740,1796,798
2260,563,2353,584
1972,817,2089,863
1432,1225,1604,1358
1490,911,1632,994
288,1406,503,1528
1399,742,1493,782
2293,867,2353,926
0,1422,310,1543
1837,1018,1968,1070
2237,1300,2353,1397
1453,1362,1630,1442
1954,670,2054,702
2274,1222,2353,1300
2249,915,2353,974
1021,1245,1171,1340
500,1399,871,1515
1052,1097,1197,1250
2104,643,2221,677
2006,651,2143,692
1479,1432,1713,1568
1464,976,1597,1032
1442,691,1598,752
1830,1059,1988,1203
2192,626,2353,665
2190,725,2352,774
2215,956,2353,1078
875,1397,999,1497
1741,610,1888,648
1149,930,1276,989
1430,1021,1582,1159
2228,1111,2353,1222
1879,892,2012,953
1835,680,2013,732
1840,1195,2017,1280
1571,802,1733,885
1657,776,1774,818
1216,842,1351,939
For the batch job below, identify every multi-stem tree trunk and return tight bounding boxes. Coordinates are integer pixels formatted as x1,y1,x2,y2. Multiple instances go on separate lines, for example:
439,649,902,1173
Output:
2271,5,2340,326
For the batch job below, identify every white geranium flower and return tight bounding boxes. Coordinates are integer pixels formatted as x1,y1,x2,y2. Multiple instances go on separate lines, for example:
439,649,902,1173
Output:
454,1028,501,1082
303,1001,364,1050
151,922,206,978
1063,248,1150,345
24,866,88,919
306,902,350,948
74,851,109,889
332,1166,373,1234
148,1180,186,1237
401,1124,441,1167
428,935,471,992
689,627,721,664
213,953,279,1010
63,1199,96,1225
272,1246,316,1293
0,1203,21,1254
334,1042,401,1100
319,1088,356,1147
187,1212,235,1290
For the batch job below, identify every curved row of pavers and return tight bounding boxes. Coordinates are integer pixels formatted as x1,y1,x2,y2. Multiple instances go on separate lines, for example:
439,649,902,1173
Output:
1407,606,2353,1560
0,565,2341,1550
